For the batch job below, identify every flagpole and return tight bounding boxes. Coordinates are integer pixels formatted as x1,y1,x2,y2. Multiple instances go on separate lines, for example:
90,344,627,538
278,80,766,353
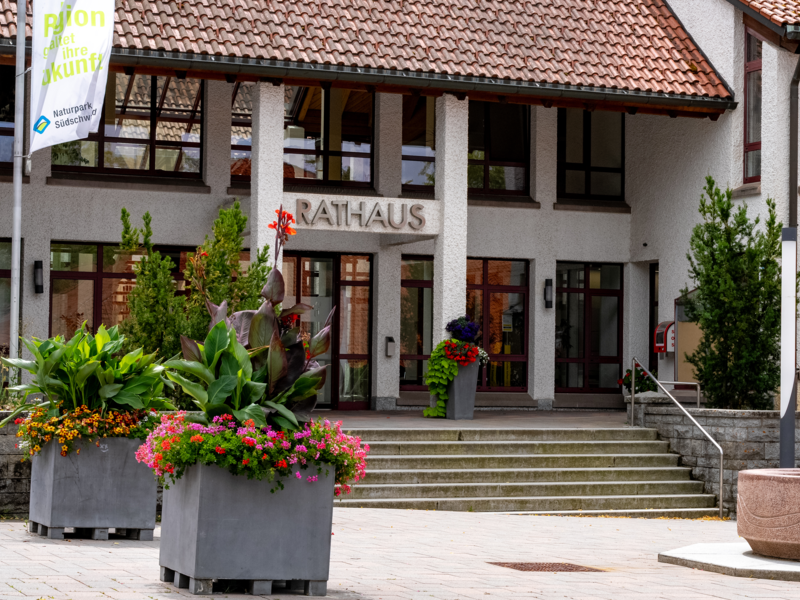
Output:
9,0,27,362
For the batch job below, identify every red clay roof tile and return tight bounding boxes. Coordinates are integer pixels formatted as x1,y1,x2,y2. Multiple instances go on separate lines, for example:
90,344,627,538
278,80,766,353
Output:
736,1,800,26
0,0,730,99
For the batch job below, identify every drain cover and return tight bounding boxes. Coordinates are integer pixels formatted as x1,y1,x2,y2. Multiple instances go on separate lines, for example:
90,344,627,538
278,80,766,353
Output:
489,562,603,572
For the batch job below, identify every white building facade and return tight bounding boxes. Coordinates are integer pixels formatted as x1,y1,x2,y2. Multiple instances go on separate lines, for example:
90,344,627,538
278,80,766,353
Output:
0,0,797,412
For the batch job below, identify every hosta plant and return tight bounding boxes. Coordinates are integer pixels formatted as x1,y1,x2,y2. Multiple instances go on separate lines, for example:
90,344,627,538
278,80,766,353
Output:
167,206,334,430
0,324,174,457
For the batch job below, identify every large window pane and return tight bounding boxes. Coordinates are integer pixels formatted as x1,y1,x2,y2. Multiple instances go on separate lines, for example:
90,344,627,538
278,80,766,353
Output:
489,166,525,190
102,247,145,274
0,242,10,270
402,95,435,158
488,293,525,354
590,172,622,197
402,160,435,186
591,111,623,168
488,103,526,163
565,108,583,164
52,141,99,167
745,150,761,180
401,258,433,281
466,289,483,346
746,70,762,145
340,286,370,355
0,278,9,355
466,259,483,285
300,258,334,356
556,263,584,289
468,103,485,156
591,296,619,357
487,261,527,287
555,292,584,359
486,361,526,388
283,256,298,298
747,35,762,62
339,359,369,402
400,359,428,387
341,255,370,282
0,65,14,164
400,287,433,355
105,73,151,139
589,363,620,389
555,362,583,388
589,265,621,290
51,279,94,338
51,244,97,272
102,278,135,327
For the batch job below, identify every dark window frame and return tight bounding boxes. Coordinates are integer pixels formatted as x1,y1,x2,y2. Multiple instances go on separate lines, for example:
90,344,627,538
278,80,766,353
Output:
51,75,204,180
399,254,434,391
401,96,437,193
744,29,764,184
0,238,20,359
48,242,194,337
467,258,529,392
555,262,624,394
649,263,659,373
283,251,373,410
0,65,14,168
556,108,625,202
468,102,530,197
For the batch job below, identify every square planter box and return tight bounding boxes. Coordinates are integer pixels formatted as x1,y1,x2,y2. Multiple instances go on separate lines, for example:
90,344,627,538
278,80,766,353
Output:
446,360,479,420
159,463,334,596
29,437,156,540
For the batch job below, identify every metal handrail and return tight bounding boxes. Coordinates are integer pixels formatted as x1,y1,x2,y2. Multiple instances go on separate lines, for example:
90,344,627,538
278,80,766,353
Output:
657,381,702,408
631,358,724,518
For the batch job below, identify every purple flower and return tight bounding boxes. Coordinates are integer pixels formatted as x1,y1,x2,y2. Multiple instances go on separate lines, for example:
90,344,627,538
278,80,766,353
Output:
445,315,480,342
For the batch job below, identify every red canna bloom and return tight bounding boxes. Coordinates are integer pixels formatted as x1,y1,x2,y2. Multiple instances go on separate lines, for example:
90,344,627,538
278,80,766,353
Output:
215,446,226,454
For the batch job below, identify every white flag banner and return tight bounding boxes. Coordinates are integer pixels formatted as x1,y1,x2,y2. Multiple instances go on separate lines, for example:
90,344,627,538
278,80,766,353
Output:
30,0,115,154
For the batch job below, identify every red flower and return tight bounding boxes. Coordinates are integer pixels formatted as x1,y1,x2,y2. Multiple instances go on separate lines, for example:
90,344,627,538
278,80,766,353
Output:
13,418,23,425
242,459,250,465
275,459,288,468
215,446,226,454
190,435,204,443
200,251,209,258
617,379,623,385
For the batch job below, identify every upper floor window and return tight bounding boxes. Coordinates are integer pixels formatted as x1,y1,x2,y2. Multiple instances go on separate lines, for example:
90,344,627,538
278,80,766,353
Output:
51,74,203,178
0,65,14,166
231,81,253,182
745,32,762,183
402,96,436,190
284,86,373,186
468,101,529,195
557,108,624,202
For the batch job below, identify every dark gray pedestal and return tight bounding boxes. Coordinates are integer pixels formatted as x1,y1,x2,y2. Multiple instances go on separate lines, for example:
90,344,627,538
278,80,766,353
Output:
446,360,480,420
28,438,156,540
160,463,334,596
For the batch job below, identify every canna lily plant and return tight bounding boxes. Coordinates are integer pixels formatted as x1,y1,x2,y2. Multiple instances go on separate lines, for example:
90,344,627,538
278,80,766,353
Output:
0,324,175,429
166,206,334,430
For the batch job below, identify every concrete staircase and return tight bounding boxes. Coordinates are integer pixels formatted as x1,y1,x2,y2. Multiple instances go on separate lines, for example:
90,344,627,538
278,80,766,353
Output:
334,427,720,517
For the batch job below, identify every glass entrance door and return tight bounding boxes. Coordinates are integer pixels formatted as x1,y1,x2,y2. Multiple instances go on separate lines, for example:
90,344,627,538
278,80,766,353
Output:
283,253,372,409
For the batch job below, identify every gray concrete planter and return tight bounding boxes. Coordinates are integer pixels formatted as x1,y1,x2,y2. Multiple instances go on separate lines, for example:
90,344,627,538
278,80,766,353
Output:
159,463,335,596
446,360,479,420
28,437,156,540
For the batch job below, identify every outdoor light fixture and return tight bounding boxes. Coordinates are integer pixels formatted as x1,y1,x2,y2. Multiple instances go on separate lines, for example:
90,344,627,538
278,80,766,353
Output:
33,261,43,294
544,278,553,309
385,336,396,358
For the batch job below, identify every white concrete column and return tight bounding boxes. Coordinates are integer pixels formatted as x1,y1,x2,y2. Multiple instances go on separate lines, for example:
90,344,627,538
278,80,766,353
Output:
532,105,557,208
531,255,556,408
203,80,233,195
374,93,403,198
623,262,651,376
251,82,285,261
432,93,469,345
371,245,402,409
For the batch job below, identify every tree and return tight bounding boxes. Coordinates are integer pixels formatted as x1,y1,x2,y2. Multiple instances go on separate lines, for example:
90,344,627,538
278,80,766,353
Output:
117,209,187,358
183,201,271,341
681,176,783,410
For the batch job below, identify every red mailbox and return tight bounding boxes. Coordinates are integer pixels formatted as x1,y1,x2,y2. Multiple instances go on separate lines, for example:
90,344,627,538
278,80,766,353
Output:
654,321,675,354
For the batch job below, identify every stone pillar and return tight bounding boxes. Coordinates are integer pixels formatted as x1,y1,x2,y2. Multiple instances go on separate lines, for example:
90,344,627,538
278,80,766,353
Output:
432,94,469,345
531,256,556,409
203,80,233,195
251,82,285,261
623,262,651,376
374,93,403,198
371,245,402,410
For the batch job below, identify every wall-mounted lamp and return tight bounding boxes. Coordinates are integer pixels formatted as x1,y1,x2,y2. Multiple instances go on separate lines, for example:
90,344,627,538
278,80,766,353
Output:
385,336,396,358
34,261,43,294
544,278,553,309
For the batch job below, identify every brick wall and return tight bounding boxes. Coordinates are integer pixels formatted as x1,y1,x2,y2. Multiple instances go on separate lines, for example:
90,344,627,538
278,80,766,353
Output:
640,406,800,517
0,412,30,517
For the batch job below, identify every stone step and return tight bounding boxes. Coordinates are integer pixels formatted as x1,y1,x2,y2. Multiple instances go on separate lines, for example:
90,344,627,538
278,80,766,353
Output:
334,493,717,512
346,428,658,442
503,507,726,519
367,440,670,456
348,480,705,500
363,466,693,485
366,453,681,470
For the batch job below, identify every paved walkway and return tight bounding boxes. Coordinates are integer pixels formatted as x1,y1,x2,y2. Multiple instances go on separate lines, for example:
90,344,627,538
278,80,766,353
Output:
319,410,628,430
0,509,794,599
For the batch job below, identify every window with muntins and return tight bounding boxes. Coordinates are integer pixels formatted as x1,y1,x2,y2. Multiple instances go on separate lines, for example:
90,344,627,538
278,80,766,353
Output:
400,256,434,389
0,66,14,166
51,74,203,178
231,81,254,182
745,31,762,183
402,96,436,190
557,109,624,201
468,101,529,195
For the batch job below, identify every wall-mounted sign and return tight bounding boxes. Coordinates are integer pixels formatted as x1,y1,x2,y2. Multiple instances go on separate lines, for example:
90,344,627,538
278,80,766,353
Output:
297,199,426,230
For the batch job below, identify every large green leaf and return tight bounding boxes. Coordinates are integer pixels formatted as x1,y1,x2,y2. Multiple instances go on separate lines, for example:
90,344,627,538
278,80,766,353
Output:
263,400,299,428
207,375,238,405
111,390,145,409
272,415,296,431
119,348,143,373
166,372,209,407
204,321,230,369
163,359,214,385
219,352,240,378
75,361,100,387
41,347,66,377
232,339,252,379
98,383,123,399
95,325,111,353
180,335,203,363
0,357,37,373
232,403,268,428
241,380,267,405
248,301,275,350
